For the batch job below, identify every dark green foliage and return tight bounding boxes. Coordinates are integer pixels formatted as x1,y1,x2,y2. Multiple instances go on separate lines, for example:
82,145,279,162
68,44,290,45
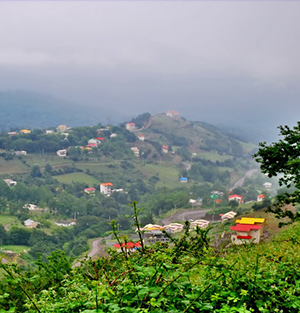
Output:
3,203,300,312
254,122,300,226
130,112,151,129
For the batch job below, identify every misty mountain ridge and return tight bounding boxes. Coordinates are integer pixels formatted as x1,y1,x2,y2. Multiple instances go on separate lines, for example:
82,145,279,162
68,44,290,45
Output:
0,90,120,130
0,90,274,143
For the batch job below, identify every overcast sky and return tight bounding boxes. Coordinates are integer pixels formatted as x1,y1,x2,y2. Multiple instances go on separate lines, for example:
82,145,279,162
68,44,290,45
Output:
0,1,299,141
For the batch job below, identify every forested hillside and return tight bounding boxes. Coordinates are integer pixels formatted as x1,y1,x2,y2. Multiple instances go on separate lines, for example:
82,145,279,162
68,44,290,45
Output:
0,112,273,269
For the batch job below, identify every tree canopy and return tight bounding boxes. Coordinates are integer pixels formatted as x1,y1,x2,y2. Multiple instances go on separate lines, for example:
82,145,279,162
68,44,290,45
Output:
254,122,300,225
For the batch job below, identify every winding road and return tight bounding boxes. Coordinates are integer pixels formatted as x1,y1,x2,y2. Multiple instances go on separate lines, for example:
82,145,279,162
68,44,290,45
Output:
230,169,258,190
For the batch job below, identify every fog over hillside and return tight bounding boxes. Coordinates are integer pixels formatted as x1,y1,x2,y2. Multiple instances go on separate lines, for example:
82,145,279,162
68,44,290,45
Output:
0,2,299,143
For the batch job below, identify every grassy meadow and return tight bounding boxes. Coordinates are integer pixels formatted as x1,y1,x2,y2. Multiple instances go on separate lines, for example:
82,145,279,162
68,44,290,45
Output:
54,172,100,185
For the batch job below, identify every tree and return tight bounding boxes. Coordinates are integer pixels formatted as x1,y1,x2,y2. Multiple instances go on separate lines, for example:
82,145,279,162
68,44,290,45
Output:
254,122,300,226
30,165,42,178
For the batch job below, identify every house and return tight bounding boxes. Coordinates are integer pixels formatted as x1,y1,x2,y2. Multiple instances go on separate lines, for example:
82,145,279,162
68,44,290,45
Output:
228,194,243,204
57,149,67,157
3,179,17,187
220,211,237,220
88,138,100,146
263,182,272,190
138,135,145,141
86,143,97,148
100,182,113,196
189,198,202,207
60,132,69,138
212,190,224,197
131,147,140,157
113,242,141,252
190,219,210,230
57,125,68,132
230,217,265,245
166,111,180,119
180,177,188,183
84,187,96,195
55,220,76,227
14,150,27,156
45,130,54,134
110,133,117,138
164,223,184,233
24,219,40,228
257,194,265,202
20,129,31,134
7,132,17,136
162,145,168,153
126,123,136,131
23,203,43,211
235,217,265,225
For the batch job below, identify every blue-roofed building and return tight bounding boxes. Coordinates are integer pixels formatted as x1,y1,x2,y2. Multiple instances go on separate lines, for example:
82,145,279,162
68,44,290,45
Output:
180,177,188,183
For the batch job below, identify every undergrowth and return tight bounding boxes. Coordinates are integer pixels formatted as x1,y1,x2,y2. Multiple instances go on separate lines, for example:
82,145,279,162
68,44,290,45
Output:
1,202,300,312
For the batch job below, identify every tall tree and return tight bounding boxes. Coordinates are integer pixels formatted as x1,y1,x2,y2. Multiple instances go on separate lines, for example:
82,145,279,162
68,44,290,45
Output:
254,122,300,226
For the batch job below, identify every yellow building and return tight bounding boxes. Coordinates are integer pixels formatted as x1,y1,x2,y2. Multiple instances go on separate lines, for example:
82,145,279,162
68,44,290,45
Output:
231,217,266,245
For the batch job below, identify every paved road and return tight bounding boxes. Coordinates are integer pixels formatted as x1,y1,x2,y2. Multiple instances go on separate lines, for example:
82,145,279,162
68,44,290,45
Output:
73,236,110,267
231,169,258,190
160,208,211,225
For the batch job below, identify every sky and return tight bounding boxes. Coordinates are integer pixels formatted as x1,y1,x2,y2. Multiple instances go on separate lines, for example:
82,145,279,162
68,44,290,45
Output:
0,1,299,142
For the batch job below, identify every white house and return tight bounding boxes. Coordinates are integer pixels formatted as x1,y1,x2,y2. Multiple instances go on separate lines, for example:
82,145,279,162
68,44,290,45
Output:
190,220,210,229
3,179,17,187
14,151,27,156
131,147,140,157
55,220,76,227
138,135,145,141
57,149,67,157
220,211,237,220
23,203,44,211
24,219,40,228
263,182,272,189
100,182,113,196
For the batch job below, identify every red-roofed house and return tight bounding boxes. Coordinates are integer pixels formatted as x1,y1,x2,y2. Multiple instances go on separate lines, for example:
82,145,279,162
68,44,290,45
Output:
257,194,265,202
138,135,145,141
166,111,180,119
228,194,243,204
84,187,96,195
162,145,168,153
113,242,141,252
126,123,135,131
230,217,265,245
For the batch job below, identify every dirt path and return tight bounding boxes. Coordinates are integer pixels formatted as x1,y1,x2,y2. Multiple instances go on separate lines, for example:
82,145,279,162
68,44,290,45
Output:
4,222,14,231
